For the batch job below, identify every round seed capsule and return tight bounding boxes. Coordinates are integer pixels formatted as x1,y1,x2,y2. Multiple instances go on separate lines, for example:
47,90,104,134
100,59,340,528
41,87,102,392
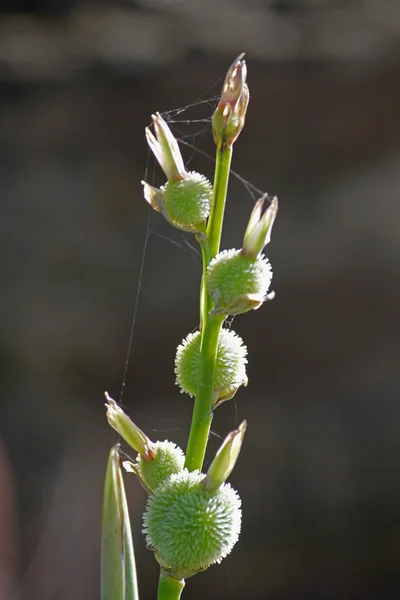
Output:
206,248,272,315
136,441,185,491
143,469,241,579
175,328,247,403
162,171,213,230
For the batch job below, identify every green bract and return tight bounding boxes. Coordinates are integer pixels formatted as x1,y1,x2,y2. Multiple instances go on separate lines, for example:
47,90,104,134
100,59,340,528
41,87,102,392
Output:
204,421,247,493
162,171,213,231
136,441,185,492
143,469,241,579
175,328,248,403
207,248,272,315
105,394,152,457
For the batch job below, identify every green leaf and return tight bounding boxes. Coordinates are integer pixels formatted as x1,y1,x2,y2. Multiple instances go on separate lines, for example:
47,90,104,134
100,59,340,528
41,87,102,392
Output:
101,444,139,600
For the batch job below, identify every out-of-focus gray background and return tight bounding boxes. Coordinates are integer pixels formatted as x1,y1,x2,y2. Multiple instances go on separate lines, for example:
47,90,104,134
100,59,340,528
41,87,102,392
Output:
1,1,400,598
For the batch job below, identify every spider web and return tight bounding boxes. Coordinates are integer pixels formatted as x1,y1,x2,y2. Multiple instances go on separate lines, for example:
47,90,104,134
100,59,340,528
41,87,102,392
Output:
118,74,266,435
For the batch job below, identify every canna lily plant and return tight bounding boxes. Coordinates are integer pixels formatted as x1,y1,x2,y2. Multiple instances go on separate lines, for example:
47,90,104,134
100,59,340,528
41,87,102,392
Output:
101,54,278,600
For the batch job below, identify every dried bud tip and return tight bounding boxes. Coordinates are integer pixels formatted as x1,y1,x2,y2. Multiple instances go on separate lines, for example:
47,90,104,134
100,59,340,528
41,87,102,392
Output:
122,461,136,474
142,181,164,213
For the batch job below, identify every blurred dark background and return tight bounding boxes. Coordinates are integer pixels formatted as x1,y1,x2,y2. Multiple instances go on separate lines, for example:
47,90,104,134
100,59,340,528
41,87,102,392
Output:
1,0,400,599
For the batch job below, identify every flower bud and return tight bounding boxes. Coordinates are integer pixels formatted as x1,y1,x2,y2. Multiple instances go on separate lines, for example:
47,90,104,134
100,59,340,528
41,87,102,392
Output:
132,440,185,492
143,469,241,579
243,195,278,259
212,54,249,148
203,421,247,493
175,328,248,405
206,249,272,315
105,393,153,458
145,112,186,182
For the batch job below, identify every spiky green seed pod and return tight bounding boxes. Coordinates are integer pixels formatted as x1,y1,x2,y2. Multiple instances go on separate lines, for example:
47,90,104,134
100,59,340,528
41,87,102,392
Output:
206,248,272,315
143,469,241,579
162,171,213,232
135,441,185,492
175,328,248,404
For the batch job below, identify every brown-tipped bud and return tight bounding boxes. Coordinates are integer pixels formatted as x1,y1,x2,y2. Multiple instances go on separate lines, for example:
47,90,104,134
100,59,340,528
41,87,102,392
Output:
212,54,249,148
203,421,247,492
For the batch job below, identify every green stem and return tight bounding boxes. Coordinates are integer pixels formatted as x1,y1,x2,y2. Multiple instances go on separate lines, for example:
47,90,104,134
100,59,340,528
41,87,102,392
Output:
184,144,232,472
184,312,225,471
197,234,211,331
207,144,233,257
157,573,185,600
